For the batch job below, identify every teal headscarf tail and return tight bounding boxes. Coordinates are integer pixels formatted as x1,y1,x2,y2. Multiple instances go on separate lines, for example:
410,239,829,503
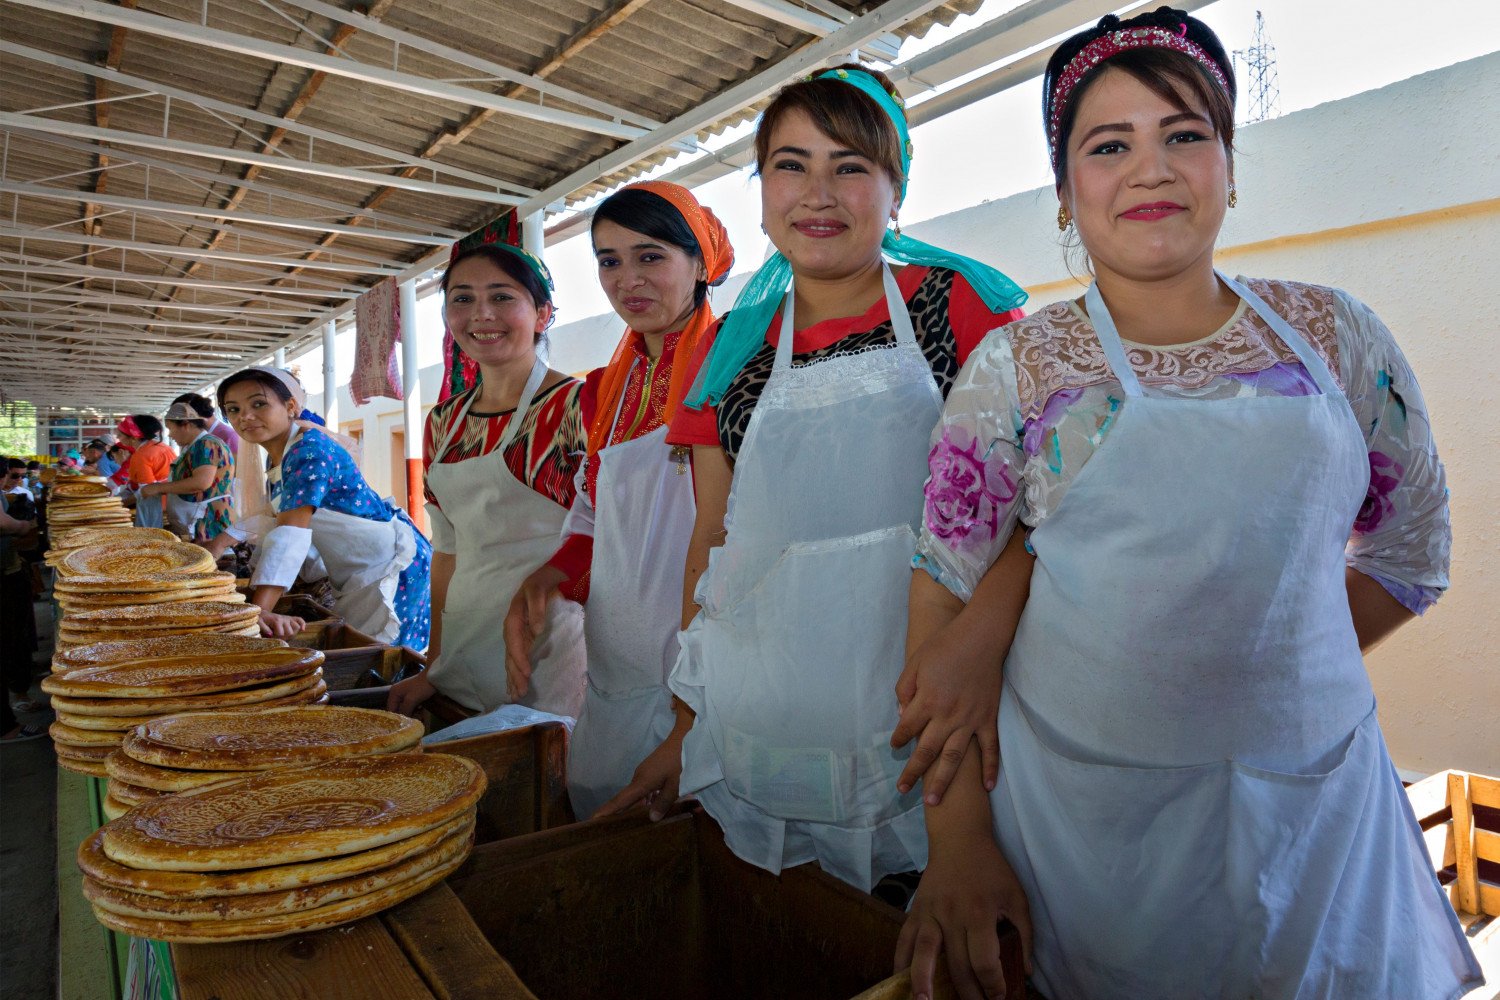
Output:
683,68,1026,410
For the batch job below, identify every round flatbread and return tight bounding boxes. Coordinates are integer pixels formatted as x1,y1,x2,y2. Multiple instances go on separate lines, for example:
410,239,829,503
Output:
123,707,424,772
102,793,130,821
57,571,237,594
49,527,177,552
56,711,149,732
56,742,115,761
88,850,468,942
101,753,486,871
52,635,286,673
107,752,247,792
57,589,242,612
107,779,173,808
50,674,326,718
57,542,216,579
84,822,472,921
48,721,126,748
62,601,259,630
79,814,473,899
58,757,110,778
43,647,323,698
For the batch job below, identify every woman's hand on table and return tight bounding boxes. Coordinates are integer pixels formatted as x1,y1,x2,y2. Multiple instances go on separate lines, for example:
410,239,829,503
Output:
257,610,304,638
896,829,1033,1000
592,730,686,823
502,564,567,700
386,671,436,716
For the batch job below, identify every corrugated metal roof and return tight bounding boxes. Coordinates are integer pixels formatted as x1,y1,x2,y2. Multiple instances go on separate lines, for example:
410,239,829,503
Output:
0,0,984,412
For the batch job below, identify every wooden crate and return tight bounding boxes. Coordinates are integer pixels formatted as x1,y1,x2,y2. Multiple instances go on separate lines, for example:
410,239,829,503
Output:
1407,769,1500,964
429,723,575,843
447,808,1018,1000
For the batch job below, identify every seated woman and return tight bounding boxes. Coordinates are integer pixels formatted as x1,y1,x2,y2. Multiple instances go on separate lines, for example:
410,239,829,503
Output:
140,399,235,544
613,65,1026,891
505,181,734,819
385,240,587,719
214,366,431,647
897,10,1481,999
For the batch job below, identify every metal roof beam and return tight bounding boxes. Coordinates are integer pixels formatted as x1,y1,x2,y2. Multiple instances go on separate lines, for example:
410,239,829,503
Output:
716,0,901,60
9,0,652,141
0,259,360,298
0,311,291,338
0,114,524,206
0,226,404,275
0,289,317,319
0,180,451,246
0,246,357,291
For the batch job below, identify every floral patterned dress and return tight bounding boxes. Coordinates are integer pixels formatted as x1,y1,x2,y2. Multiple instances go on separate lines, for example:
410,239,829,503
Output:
169,432,235,541
916,278,1449,614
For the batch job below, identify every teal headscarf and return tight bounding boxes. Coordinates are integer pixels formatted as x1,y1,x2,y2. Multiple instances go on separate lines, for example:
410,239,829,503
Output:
685,68,1026,409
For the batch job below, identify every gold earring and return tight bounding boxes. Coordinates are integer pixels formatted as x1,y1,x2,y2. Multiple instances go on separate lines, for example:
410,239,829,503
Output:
1228,185,1238,209
892,217,902,239
1057,205,1070,231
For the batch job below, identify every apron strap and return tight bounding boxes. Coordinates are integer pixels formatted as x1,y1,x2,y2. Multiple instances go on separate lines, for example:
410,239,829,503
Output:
436,356,550,460
1084,282,1144,398
773,262,915,373
604,354,642,446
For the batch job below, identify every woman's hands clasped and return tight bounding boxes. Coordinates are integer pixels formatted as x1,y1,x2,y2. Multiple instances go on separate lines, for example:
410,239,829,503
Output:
502,564,568,700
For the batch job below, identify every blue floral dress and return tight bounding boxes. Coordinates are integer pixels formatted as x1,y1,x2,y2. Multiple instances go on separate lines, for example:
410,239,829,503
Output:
169,432,235,541
270,427,432,649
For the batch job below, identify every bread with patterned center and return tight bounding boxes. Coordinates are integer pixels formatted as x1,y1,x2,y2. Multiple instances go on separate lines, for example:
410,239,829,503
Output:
49,675,327,718
53,635,286,673
123,706,423,771
43,647,322,698
57,542,216,578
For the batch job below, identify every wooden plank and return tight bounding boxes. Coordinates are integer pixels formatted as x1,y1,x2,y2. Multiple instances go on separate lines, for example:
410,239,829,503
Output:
1477,828,1500,864
380,884,538,1000
1481,880,1500,920
57,768,120,1000
172,919,436,1000
1406,769,1455,825
1451,772,1480,915
1422,820,1456,872
435,724,575,843
1470,773,1500,810
852,967,959,1000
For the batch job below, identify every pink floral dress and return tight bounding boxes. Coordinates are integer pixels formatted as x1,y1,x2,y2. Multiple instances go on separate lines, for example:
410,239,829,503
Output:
915,277,1449,614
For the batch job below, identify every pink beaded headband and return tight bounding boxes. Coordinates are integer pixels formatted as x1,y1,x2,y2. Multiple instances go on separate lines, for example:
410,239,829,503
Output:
1048,24,1231,172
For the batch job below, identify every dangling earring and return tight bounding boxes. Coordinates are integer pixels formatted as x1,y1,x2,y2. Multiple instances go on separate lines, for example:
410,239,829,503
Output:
1057,205,1070,231
892,217,902,240
1227,184,1238,209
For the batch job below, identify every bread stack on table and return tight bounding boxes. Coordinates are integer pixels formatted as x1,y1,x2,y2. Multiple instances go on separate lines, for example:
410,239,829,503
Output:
78,751,484,942
45,477,131,537
42,640,327,777
101,704,423,818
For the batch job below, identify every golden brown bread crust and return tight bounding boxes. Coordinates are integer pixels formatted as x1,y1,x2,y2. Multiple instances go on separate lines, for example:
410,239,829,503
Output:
123,706,424,771
57,757,110,778
106,751,249,792
47,721,126,748
56,571,237,594
102,794,130,821
84,822,472,920
106,779,174,807
78,814,473,897
57,542,217,578
48,527,177,553
61,601,259,629
88,851,468,942
100,753,486,871
43,647,323,697
52,635,286,672
49,674,326,717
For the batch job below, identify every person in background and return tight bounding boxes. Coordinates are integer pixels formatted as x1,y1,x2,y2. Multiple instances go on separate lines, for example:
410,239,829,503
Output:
631,65,1027,891
896,10,1479,999
216,366,430,648
140,400,235,544
24,460,41,493
172,391,240,454
116,415,172,525
504,181,735,819
0,487,41,739
386,240,588,720
3,458,33,502
105,444,132,488
82,439,119,479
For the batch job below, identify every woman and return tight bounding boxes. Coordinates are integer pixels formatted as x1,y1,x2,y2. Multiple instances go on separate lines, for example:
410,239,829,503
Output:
140,400,235,543
216,366,431,647
504,181,734,819
898,11,1481,999
384,240,587,719
614,66,1027,889
116,414,172,526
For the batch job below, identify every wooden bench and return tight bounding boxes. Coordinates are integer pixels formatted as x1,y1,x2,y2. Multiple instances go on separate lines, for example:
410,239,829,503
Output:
1407,769,1500,967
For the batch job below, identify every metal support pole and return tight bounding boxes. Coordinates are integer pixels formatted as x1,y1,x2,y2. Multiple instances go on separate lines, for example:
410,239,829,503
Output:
321,320,338,429
398,278,421,519
273,347,286,368
521,210,544,259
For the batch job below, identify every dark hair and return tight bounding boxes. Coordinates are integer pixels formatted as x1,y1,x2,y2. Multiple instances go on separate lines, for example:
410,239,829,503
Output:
6,457,24,470
592,188,708,307
1045,8,1236,185
131,414,163,440
107,445,128,459
172,392,216,421
754,62,906,193
441,245,551,309
27,460,39,469
216,370,295,408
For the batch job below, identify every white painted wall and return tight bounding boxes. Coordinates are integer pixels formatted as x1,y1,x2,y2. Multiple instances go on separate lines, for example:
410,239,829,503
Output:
318,53,1500,775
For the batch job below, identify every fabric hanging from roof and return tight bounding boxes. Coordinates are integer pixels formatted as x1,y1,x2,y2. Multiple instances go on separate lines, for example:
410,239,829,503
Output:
352,277,403,405
439,210,520,403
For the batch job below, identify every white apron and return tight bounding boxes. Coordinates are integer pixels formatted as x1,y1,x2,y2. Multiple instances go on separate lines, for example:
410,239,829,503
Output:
671,265,932,891
566,362,697,820
423,359,586,717
267,427,418,646
990,275,1482,999
165,430,214,536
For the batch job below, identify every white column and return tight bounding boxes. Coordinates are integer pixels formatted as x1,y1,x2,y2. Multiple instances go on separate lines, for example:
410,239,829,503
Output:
273,347,287,368
398,278,421,518
521,210,544,258
321,320,338,429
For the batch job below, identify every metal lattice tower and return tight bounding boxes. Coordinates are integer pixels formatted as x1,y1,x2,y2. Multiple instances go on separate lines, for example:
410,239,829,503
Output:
1234,11,1281,123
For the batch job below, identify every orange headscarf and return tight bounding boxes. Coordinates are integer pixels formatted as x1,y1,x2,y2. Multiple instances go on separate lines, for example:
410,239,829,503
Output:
586,181,734,457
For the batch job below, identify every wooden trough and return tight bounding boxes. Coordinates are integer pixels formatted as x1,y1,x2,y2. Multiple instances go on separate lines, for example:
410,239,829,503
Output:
1407,768,1500,968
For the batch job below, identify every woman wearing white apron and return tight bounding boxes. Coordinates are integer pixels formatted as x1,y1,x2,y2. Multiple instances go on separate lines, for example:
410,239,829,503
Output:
140,399,235,544
385,240,586,719
215,366,431,648
899,11,1482,999
639,67,1026,891
504,182,735,820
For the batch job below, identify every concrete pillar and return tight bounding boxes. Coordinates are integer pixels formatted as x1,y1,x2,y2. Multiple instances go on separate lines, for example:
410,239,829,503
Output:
521,210,544,258
321,320,338,429
398,278,421,519
273,347,287,368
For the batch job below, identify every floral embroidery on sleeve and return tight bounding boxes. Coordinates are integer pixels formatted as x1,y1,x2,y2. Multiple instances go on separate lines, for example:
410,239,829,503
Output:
924,425,1020,552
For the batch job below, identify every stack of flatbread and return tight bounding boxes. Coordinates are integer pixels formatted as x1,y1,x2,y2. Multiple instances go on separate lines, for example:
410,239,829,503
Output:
46,527,177,563
55,601,261,649
41,644,326,775
54,572,242,615
51,634,287,674
78,753,484,942
101,705,424,819
46,477,131,538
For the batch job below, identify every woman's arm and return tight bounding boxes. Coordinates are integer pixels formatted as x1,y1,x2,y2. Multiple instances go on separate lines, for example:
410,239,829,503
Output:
388,550,454,714
248,505,314,638
1347,566,1415,652
141,464,216,496
679,444,732,628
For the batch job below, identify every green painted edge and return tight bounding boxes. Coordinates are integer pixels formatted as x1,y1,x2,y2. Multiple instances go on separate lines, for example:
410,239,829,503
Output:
56,769,121,1000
